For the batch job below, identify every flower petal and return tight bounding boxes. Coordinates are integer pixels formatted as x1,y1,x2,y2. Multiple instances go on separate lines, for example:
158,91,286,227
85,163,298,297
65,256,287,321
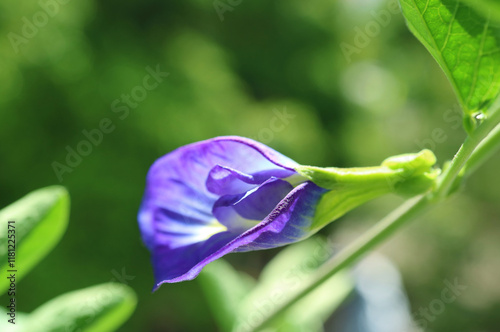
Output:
234,182,327,251
211,177,293,232
214,177,293,221
139,136,298,250
151,182,327,288
206,165,295,196
206,165,258,196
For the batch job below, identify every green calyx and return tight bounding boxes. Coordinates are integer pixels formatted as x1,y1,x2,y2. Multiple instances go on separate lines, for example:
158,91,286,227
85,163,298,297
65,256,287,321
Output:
295,149,439,230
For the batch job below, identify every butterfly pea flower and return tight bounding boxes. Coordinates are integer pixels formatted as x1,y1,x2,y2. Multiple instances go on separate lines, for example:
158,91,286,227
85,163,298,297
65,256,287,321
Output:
138,136,438,290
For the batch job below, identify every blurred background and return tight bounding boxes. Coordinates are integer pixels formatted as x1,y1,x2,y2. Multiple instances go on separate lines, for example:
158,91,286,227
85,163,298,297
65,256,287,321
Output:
1,0,500,330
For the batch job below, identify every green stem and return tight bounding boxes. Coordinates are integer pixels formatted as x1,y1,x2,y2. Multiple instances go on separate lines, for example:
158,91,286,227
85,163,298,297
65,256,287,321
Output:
463,123,500,176
249,196,430,331
433,102,500,200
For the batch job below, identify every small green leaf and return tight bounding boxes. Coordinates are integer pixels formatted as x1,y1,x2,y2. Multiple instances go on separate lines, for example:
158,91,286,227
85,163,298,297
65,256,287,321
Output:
399,0,500,115
233,237,354,332
198,260,256,332
24,283,137,332
0,186,70,295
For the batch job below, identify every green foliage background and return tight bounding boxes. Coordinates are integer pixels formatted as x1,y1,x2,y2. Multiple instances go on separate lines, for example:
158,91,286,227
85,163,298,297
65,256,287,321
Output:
1,0,499,330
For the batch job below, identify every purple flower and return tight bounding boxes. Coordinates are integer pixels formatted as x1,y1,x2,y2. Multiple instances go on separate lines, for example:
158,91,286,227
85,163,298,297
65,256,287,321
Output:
138,136,327,289
138,136,439,290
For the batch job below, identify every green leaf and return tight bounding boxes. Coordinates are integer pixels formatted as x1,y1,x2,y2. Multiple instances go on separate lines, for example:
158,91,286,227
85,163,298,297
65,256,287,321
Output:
198,260,256,332
233,237,354,332
0,186,70,295
24,283,137,332
399,0,500,115
460,0,500,23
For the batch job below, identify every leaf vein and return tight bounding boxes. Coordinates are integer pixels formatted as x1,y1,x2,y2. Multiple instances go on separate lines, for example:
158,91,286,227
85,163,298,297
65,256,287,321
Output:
422,0,430,15
440,2,459,53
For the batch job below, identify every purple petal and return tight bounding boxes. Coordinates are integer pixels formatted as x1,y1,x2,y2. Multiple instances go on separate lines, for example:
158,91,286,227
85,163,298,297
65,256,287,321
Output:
151,182,327,288
205,165,259,196
206,165,293,196
211,178,293,233
138,136,299,251
214,178,293,222
234,182,327,251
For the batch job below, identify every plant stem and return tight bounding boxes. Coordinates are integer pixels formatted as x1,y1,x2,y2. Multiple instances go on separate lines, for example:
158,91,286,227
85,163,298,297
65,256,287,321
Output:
249,195,430,331
433,104,500,200
463,123,500,176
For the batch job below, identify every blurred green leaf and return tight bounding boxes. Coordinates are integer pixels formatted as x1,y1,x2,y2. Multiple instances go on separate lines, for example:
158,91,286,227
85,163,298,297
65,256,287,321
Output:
0,186,70,295
199,260,256,332
24,283,137,332
233,237,354,332
460,0,500,23
399,0,500,115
